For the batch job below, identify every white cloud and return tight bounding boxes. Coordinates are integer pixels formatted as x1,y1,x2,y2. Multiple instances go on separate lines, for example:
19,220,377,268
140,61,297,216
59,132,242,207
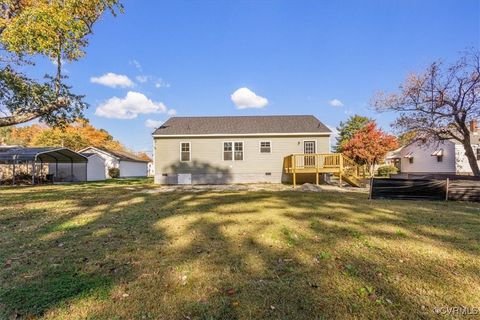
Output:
136,75,170,88
231,87,268,109
155,79,170,88
167,109,177,115
329,99,344,107
145,119,164,128
90,73,134,88
130,60,143,72
326,125,339,146
95,91,172,119
136,75,149,83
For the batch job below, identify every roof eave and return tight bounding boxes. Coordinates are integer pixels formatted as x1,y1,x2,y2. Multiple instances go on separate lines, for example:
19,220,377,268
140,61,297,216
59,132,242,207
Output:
152,132,332,138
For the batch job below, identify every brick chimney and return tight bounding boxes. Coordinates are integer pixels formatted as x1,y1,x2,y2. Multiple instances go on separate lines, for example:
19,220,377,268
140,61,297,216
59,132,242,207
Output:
470,120,478,133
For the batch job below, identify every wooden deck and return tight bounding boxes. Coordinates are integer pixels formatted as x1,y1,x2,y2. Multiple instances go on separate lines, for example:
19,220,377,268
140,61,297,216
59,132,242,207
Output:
283,153,367,187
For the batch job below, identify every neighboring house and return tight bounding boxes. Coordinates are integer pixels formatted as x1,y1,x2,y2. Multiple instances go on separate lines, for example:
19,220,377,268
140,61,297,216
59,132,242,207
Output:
385,147,403,171
386,121,480,175
81,153,107,181
79,146,149,178
152,115,332,184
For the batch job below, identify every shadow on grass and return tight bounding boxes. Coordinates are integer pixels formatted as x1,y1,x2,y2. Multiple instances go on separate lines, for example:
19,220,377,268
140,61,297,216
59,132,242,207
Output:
1,269,112,317
0,181,479,319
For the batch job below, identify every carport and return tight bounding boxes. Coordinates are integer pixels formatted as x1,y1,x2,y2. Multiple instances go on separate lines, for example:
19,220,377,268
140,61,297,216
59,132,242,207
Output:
0,147,88,185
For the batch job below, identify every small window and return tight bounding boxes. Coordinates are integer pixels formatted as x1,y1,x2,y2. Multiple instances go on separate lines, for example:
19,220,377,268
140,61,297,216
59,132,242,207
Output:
260,141,271,153
437,155,443,162
409,157,414,164
477,148,480,161
180,142,190,162
234,142,244,161
223,142,233,160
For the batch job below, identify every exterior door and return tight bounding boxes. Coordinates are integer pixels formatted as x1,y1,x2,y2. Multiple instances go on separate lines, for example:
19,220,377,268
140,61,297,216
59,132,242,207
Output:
304,141,316,167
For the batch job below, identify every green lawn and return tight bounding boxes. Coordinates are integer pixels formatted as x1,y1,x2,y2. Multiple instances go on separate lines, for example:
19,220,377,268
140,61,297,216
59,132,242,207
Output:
0,179,479,319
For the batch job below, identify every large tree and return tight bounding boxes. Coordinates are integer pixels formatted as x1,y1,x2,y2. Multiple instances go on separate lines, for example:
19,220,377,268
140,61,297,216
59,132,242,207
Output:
1,119,126,151
335,114,371,152
0,0,122,127
373,50,480,176
341,122,398,172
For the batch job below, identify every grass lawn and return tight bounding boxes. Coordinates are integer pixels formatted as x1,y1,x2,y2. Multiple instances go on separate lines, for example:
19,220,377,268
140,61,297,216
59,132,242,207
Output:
1,179,479,319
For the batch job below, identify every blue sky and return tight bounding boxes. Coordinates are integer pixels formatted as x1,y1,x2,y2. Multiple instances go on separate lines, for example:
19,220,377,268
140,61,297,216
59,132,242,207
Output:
27,0,479,153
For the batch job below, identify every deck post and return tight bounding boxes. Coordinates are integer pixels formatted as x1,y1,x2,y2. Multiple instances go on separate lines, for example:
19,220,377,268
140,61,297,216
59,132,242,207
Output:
292,155,296,188
315,154,319,185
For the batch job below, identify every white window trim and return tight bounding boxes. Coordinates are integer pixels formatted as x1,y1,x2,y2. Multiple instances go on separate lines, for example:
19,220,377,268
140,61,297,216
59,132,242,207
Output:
259,141,272,153
180,142,191,162
223,141,244,161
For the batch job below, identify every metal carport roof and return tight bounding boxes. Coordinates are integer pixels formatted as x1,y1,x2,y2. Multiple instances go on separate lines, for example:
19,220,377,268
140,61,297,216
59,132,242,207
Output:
0,147,88,163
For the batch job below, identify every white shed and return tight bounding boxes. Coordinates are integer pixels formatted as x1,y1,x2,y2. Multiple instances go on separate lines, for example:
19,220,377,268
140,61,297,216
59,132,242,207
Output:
78,146,149,178
81,153,107,181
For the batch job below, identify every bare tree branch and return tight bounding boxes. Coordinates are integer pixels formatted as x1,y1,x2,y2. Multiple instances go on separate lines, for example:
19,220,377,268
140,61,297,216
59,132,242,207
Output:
373,49,480,176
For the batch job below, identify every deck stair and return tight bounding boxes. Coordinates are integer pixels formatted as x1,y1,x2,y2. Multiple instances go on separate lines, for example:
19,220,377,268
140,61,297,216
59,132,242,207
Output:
283,153,367,187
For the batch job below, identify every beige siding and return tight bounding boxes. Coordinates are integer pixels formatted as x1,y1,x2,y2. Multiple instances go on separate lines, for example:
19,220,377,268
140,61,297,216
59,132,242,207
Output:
154,135,330,184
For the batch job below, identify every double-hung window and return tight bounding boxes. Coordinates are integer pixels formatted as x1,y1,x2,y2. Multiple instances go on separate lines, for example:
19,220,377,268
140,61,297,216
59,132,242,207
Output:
260,141,271,153
223,142,244,161
223,142,233,160
234,142,244,160
180,142,191,162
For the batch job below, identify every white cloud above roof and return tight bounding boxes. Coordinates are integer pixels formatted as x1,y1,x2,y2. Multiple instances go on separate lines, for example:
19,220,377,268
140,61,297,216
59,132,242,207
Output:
145,119,163,128
329,99,344,107
95,91,172,119
135,75,170,88
90,73,134,88
327,125,339,147
231,87,268,109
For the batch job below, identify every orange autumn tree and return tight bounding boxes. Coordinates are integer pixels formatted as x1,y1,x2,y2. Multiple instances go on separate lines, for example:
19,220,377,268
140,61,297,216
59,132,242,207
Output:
3,119,126,151
136,152,152,161
341,122,398,172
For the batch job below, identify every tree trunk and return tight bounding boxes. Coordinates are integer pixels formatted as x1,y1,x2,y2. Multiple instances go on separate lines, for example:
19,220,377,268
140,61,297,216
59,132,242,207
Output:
462,140,480,176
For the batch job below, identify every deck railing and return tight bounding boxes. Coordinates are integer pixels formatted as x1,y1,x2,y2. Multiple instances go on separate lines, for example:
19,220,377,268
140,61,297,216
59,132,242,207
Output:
283,153,368,186
283,153,341,171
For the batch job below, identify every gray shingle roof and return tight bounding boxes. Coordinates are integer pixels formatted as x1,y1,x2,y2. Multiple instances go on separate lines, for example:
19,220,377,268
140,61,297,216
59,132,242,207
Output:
152,115,331,136
83,147,150,162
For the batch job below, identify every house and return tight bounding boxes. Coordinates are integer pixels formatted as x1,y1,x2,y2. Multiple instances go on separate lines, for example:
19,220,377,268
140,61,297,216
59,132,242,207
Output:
386,121,480,175
152,115,333,184
78,146,149,178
